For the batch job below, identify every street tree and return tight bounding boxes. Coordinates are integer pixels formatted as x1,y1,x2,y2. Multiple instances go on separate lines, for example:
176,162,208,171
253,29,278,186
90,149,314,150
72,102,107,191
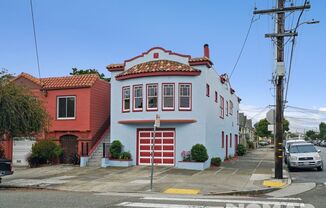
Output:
254,118,290,138
319,122,326,140
0,69,48,138
70,68,110,82
305,130,317,140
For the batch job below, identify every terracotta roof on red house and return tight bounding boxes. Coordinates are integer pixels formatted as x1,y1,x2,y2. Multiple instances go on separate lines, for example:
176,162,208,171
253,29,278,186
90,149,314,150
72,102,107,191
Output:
115,60,201,80
14,73,100,90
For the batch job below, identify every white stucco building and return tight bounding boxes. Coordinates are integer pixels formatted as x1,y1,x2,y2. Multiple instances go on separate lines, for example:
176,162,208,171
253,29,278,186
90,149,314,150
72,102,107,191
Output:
107,45,240,169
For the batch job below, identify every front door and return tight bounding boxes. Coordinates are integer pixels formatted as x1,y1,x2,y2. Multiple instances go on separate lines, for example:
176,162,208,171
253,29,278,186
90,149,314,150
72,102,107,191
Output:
60,135,78,163
225,135,228,159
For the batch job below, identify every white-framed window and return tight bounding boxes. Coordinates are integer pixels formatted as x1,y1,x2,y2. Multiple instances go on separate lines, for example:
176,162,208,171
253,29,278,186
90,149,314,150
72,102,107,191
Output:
122,86,130,112
220,95,224,118
57,96,76,119
133,85,143,111
179,83,191,110
162,83,175,110
230,101,233,115
147,84,158,110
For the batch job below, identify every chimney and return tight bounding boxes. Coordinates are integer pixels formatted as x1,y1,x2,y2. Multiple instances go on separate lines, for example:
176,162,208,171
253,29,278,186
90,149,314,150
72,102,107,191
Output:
204,44,210,58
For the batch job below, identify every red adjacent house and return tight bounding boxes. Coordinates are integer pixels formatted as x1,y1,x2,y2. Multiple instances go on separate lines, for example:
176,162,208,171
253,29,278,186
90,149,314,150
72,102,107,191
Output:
2,73,110,163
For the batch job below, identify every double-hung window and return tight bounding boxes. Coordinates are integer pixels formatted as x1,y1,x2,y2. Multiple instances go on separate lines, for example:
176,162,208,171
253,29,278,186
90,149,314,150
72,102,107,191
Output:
230,101,233,115
122,86,130,112
133,85,143,111
162,83,174,110
147,84,158,110
220,95,224,118
226,101,229,116
57,96,76,119
179,83,191,110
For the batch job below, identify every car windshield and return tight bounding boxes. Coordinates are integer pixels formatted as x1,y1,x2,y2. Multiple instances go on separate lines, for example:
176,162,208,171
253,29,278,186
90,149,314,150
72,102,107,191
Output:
289,145,316,153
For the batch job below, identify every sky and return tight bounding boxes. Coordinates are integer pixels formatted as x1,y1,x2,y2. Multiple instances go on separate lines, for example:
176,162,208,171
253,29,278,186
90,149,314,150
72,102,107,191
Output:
1,0,325,132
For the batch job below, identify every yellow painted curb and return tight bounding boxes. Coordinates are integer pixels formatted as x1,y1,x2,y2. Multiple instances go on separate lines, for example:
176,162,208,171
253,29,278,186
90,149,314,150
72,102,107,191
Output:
163,188,200,195
263,180,286,188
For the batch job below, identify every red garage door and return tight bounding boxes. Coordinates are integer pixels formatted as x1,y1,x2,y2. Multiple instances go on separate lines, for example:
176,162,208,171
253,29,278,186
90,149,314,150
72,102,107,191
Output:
138,130,175,166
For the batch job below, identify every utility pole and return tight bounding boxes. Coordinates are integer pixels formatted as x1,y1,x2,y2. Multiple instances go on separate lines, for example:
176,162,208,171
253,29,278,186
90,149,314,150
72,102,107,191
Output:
254,1,311,179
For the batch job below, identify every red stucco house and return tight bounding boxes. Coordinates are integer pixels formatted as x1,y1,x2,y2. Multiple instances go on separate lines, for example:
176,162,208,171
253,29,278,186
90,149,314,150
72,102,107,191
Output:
2,73,110,163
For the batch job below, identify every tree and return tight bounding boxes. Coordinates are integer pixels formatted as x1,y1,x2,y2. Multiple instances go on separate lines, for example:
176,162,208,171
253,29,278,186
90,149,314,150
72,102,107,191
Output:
254,119,271,138
283,119,290,132
319,122,326,140
0,69,48,138
305,130,317,140
70,68,110,82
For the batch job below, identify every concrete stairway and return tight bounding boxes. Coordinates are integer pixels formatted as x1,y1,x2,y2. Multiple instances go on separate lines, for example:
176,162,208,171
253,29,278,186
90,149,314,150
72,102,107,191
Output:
87,130,110,167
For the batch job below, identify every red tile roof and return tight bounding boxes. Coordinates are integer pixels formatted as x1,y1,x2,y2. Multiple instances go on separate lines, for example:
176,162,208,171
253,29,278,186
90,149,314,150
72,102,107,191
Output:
15,73,100,90
107,63,124,72
116,60,200,80
189,57,213,67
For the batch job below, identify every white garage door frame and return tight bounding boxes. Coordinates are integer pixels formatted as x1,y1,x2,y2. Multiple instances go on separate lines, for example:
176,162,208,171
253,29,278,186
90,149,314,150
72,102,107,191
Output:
137,128,175,166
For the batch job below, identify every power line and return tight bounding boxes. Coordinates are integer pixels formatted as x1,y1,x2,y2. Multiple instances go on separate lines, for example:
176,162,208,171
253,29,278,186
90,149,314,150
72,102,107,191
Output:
229,14,256,79
29,0,42,80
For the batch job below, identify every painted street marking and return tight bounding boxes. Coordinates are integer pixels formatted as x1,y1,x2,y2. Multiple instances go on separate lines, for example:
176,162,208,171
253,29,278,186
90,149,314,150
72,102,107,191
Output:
266,197,302,201
263,180,286,188
214,167,224,175
231,169,239,175
163,188,200,195
117,202,223,208
142,197,306,207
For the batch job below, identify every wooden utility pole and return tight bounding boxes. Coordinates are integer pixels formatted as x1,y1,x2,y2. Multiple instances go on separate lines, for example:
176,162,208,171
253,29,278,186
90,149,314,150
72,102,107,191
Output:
254,0,310,179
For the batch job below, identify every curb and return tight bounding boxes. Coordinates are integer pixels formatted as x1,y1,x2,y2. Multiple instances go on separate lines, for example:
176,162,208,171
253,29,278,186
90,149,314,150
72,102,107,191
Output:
205,187,280,196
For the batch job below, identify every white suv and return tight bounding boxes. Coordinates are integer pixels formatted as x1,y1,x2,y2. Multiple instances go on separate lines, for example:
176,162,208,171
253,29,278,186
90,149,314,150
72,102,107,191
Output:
287,143,323,172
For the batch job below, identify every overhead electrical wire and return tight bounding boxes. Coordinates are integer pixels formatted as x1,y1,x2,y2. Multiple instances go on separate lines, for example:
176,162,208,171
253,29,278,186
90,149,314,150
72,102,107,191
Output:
29,0,42,80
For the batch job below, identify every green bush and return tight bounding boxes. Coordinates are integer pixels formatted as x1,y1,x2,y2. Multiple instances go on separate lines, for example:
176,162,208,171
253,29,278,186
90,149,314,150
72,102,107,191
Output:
0,145,5,159
28,139,63,167
119,151,132,160
237,144,247,156
191,144,208,162
110,140,122,159
211,157,221,166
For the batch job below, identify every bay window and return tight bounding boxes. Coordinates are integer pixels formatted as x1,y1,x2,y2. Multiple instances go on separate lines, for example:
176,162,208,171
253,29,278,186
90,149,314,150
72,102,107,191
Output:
147,84,158,110
122,86,130,112
133,85,143,111
162,83,175,110
179,83,191,110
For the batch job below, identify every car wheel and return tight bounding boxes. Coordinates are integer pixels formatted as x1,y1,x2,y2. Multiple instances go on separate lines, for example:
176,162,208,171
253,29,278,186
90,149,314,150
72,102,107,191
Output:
317,163,323,171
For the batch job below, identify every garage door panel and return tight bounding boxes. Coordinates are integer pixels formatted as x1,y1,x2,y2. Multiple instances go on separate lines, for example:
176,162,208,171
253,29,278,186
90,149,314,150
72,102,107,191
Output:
138,130,175,166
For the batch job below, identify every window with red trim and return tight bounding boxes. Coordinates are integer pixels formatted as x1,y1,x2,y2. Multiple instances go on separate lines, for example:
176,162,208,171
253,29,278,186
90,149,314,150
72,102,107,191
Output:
215,91,218,103
122,86,130,112
226,101,229,116
230,133,232,147
221,131,224,148
162,83,174,110
220,96,224,118
147,84,158,110
230,101,233,115
133,85,143,111
179,83,191,110
206,84,210,97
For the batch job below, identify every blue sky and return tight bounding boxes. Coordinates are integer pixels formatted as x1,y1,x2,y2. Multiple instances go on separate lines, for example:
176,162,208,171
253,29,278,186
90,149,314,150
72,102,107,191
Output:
1,0,325,131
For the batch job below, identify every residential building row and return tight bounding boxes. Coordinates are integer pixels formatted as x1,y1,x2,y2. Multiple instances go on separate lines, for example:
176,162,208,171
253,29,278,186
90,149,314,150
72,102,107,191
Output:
2,45,241,169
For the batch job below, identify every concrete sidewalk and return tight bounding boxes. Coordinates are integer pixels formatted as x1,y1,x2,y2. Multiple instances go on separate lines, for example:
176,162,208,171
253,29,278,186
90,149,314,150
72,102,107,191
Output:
1,147,290,195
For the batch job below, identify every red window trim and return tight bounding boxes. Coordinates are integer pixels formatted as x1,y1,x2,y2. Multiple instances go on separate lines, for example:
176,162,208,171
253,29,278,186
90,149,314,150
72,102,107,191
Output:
146,83,158,111
230,133,232,148
178,83,192,111
122,86,130,113
221,131,224,148
132,84,143,112
230,100,233,115
220,95,224,119
226,101,229,117
162,83,175,111
215,91,218,103
206,84,210,97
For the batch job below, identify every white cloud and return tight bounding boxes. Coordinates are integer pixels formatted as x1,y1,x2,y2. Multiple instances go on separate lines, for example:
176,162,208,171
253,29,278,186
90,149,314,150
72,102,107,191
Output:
319,107,326,112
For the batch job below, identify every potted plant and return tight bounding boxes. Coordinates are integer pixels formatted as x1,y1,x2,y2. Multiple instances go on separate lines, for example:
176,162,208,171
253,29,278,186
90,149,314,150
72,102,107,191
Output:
178,144,210,170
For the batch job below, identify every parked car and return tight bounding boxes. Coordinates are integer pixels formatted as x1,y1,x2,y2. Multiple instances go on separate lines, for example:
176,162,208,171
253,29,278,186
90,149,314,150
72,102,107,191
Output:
0,159,13,183
284,139,306,164
287,143,323,172
320,140,326,147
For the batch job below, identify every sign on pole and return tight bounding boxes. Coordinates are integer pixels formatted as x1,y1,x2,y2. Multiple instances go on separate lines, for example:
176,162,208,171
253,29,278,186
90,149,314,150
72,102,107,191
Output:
266,109,275,124
268,124,275,134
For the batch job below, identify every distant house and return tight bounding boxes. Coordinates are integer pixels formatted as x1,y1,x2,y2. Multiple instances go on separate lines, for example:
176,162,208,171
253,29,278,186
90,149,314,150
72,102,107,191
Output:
107,45,240,169
239,113,255,148
5,73,110,164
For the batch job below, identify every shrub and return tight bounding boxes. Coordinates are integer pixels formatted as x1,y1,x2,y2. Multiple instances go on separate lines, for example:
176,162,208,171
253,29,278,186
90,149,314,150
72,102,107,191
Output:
191,144,208,162
211,157,221,167
237,144,247,156
0,145,5,159
119,151,132,160
109,140,122,159
28,139,63,167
